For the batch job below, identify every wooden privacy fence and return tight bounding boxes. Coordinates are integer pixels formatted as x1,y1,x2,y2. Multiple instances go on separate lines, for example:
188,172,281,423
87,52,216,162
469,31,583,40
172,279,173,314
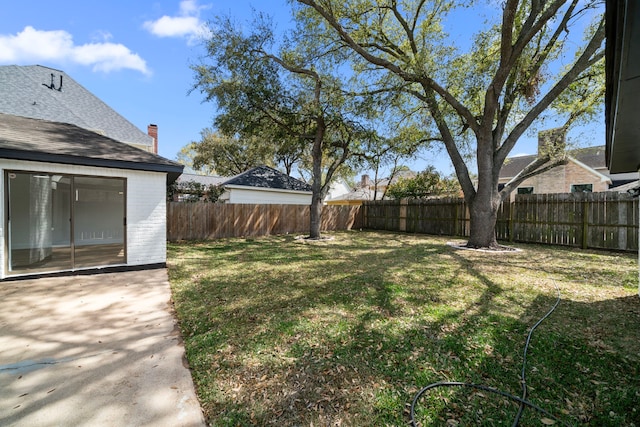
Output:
363,192,639,252
167,202,363,241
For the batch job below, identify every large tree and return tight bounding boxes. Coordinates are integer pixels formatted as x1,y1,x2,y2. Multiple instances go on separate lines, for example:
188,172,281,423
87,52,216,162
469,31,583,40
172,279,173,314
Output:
191,15,374,238
294,0,605,248
191,128,281,176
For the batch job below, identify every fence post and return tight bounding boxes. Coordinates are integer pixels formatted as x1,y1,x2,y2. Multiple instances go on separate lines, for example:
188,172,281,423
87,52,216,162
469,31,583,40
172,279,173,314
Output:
399,199,408,232
582,199,589,249
509,201,514,243
454,202,459,236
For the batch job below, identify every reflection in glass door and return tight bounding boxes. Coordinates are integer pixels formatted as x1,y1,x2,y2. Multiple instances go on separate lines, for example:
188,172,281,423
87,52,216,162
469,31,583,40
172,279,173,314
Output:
6,172,126,275
73,177,125,268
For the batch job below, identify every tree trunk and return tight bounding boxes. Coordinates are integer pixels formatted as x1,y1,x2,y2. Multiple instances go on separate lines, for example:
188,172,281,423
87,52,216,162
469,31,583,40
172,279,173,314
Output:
467,200,500,248
466,134,501,248
309,192,323,239
309,116,325,239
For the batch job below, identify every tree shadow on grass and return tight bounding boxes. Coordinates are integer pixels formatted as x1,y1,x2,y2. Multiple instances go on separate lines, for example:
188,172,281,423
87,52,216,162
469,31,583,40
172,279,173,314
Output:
167,232,639,426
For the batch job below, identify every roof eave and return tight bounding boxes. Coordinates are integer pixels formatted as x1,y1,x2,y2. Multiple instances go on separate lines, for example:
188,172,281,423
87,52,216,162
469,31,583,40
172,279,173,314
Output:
0,148,184,182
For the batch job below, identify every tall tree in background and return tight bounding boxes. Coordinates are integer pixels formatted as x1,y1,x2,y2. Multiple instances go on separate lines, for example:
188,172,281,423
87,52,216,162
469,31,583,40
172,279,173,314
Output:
191,15,374,238
294,0,605,248
386,166,461,199
175,142,217,175
191,129,278,176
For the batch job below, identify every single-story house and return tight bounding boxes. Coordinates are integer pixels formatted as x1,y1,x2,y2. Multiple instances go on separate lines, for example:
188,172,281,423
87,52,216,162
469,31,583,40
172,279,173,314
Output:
169,167,312,204
324,179,352,204
0,113,183,279
325,187,385,206
325,171,416,205
499,130,638,200
217,165,312,205
219,166,311,205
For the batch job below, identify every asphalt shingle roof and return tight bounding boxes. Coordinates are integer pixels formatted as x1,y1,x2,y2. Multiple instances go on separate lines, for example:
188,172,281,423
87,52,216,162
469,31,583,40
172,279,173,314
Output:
0,113,183,182
0,65,154,148
500,145,607,179
222,165,312,192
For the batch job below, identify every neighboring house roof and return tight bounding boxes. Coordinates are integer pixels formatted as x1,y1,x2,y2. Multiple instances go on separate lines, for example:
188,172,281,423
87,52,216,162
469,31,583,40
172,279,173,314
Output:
608,179,640,193
375,170,417,188
325,179,352,200
176,173,229,186
222,165,312,192
0,113,183,182
500,145,608,179
0,65,153,149
327,187,384,202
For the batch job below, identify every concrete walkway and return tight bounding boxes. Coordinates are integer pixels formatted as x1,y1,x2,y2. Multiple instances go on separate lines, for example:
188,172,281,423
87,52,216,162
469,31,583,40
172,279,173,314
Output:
0,268,206,427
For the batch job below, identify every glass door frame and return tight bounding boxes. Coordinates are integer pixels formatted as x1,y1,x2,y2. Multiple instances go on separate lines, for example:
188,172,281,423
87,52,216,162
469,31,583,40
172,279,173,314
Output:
5,170,127,276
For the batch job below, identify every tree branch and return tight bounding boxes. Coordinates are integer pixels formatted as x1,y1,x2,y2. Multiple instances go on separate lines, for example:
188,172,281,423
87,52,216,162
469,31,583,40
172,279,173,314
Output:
495,16,604,166
499,155,568,201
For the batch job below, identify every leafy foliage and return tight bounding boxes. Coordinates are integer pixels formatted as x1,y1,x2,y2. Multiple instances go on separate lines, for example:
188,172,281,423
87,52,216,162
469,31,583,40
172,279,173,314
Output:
167,180,225,203
386,166,461,199
191,129,277,176
191,14,380,237
293,0,606,247
175,142,217,175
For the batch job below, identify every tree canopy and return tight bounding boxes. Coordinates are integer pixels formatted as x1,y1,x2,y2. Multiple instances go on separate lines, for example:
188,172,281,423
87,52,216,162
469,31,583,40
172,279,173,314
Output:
191,129,279,176
293,0,605,247
386,166,461,200
191,14,381,237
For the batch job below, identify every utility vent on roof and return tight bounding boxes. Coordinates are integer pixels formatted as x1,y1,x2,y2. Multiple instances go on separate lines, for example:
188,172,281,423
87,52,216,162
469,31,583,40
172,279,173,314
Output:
42,73,63,92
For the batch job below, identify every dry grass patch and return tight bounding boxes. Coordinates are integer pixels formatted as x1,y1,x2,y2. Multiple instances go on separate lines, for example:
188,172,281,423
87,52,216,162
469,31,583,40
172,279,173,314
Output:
168,231,640,426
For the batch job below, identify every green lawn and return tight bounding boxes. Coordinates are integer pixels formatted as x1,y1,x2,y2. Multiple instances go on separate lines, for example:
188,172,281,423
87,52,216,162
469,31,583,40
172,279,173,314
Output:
167,231,640,426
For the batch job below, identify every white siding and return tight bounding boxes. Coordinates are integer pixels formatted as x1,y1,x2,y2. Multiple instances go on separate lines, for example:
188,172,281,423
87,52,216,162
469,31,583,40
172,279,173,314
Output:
226,186,312,205
126,170,167,266
0,159,167,278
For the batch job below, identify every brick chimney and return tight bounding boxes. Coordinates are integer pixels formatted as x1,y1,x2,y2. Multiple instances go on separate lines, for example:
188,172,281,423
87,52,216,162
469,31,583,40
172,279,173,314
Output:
147,124,158,154
361,174,371,188
537,127,565,157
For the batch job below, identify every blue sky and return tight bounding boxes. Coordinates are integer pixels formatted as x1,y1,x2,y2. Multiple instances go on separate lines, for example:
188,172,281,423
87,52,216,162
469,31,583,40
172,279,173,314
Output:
0,1,294,167
0,0,604,177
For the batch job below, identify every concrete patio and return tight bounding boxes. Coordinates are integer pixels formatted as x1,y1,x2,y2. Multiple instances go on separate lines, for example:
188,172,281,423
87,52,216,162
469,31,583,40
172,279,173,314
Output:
0,268,205,426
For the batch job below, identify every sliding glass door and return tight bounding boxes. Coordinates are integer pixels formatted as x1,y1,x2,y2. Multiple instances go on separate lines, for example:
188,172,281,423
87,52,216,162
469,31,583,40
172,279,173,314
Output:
6,171,126,275
73,176,126,268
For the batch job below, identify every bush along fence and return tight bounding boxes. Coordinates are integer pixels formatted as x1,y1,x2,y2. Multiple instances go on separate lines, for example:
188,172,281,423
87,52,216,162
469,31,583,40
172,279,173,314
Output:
363,192,639,252
167,202,363,241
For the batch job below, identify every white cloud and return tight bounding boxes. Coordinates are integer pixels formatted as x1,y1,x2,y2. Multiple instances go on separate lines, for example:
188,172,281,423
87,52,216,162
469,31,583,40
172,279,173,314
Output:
143,0,210,44
0,26,150,75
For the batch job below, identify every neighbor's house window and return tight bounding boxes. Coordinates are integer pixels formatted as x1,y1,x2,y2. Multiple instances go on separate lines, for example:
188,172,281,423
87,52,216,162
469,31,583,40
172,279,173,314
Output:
571,184,593,193
517,186,534,194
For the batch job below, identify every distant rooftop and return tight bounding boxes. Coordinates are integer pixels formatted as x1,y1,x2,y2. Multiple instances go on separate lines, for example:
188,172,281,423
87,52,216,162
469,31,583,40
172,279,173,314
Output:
222,165,312,192
500,145,607,178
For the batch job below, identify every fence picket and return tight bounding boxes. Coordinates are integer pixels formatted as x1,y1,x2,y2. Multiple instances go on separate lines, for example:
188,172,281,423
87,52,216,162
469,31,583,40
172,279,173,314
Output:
167,194,638,251
167,203,363,241
363,192,638,252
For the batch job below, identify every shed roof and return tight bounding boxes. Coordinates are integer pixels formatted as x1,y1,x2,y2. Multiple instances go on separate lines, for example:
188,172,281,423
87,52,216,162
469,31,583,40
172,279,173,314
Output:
0,65,153,148
222,165,311,192
0,113,183,182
